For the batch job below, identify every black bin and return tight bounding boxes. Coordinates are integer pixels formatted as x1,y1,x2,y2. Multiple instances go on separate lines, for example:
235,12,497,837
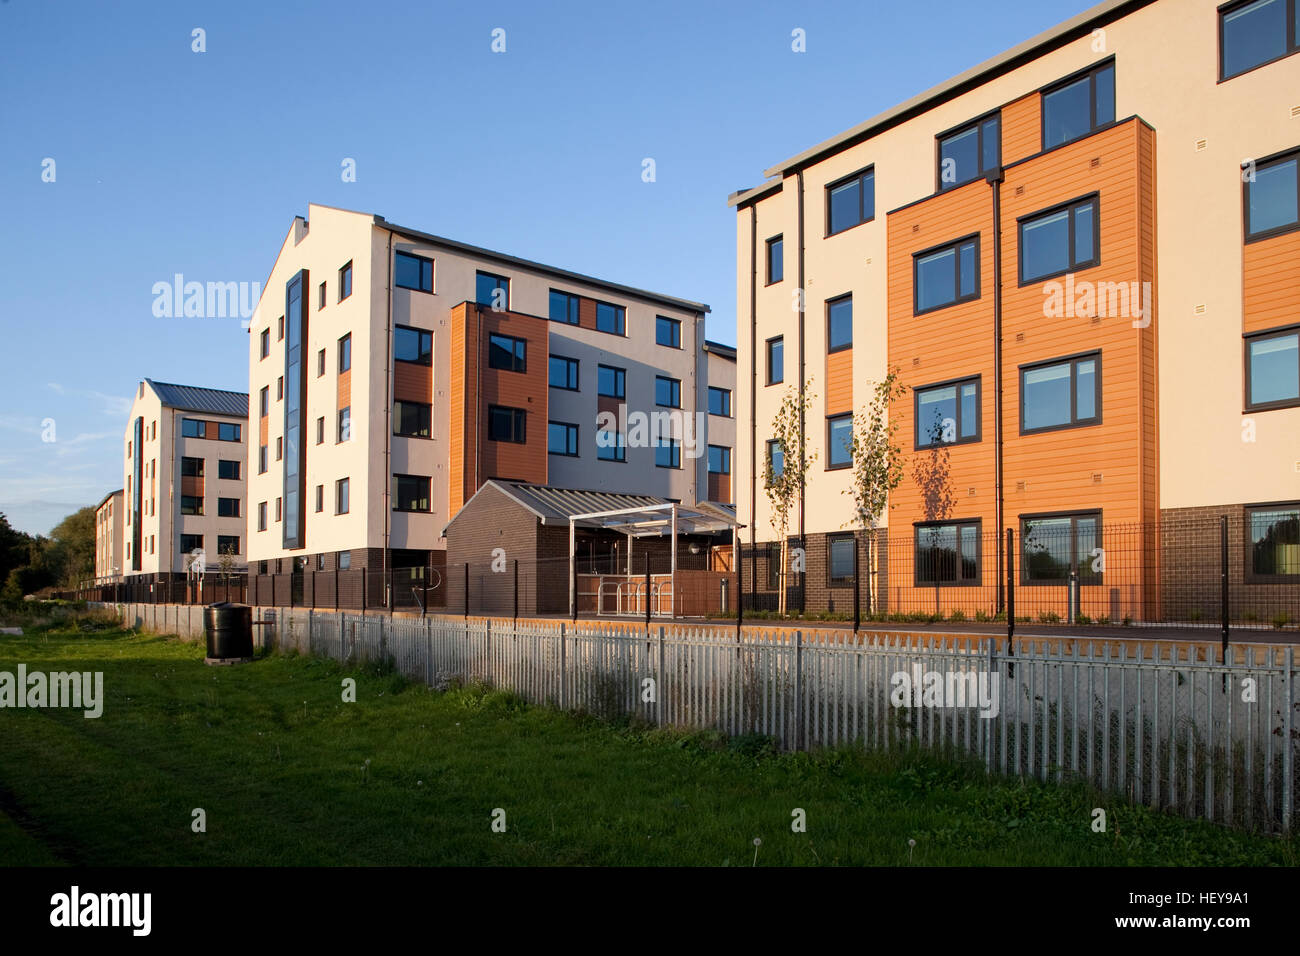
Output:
204,602,253,663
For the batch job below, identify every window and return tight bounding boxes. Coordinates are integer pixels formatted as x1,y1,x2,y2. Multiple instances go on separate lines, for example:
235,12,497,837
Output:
260,328,269,359
277,315,284,341
315,485,323,513
766,440,784,479
393,401,432,438
279,275,304,547
338,407,351,442
1244,150,1299,241
1041,61,1115,150
826,167,875,235
915,236,980,313
707,445,731,474
595,301,625,335
393,324,432,365
827,534,855,587
1021,512,1101,584
916,377,981,448
916,521,982,585
827,294,853,352
181,456,204,477
338,333,351,372
217,498,240,518
392,474,431,512
766,235,784,283
1220,0,1299,80
318,349,325,377
276,376,283,401
549,289,580,324
275,437,283,461
596,430,626,462
1019,196,1099,284
338,551,351,569
217,535,239,555
258,444,268,474
938,113,1000,191
548,422,579,457
318,281,326,310
257,502,267,531
655,437,681,469
476,271,509,309
549,355,579,390
181,495,203,516
180,534,203,554
275,498,281,522
395,251,434,292
1245,326,1300,409
316,554,326,571
597,364,625,399
336,478,350,515
181,418,204,438
766,336,784,385
218,459,240,480
315,417,324,445
1247,503,1300,578
488,405,526,443
488,333,527,372
655,376,681,408
338,261,352,301
1021,353,1100,434
708,386,732,417
826,414,853,469
259,387,269,417
656,316,681,348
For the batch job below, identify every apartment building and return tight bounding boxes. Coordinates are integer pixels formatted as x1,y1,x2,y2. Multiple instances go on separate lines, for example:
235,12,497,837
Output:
93,489,123,582
704,341,738,506
121,379,249,579
730,0,1300,617
246,203,727,603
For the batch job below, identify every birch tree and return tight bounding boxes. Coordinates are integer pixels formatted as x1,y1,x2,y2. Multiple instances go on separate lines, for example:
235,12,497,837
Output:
762,380,817,615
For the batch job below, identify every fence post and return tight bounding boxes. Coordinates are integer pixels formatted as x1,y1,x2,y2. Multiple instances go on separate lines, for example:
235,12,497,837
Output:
559,622,567,709
464,563,469,621
736,539,744,638
1284,645,1294,833
932,541,940,617
1005,528,1015,652
1220,514,1230,663
657,625,665,727
513,559,519,623
644,553,651,627
853,531,861,634
793,629,803,751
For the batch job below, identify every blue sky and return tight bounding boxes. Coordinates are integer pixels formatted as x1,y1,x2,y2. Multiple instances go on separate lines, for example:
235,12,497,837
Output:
0,0,1086,534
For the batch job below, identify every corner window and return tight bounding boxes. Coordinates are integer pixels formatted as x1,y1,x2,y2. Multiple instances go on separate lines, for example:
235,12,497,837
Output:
393,400,432,438
766,336,784,385
1021,512,1101,584
938,113,1000,190
1019,196,1099,285
827,294,853,352
1244,150,1299,241
476,271,509,310
549,289,580,324
656,316,682,348
1247,503,1300,578
826,414,853,469
392,474,431,512
488,405,526,443
548,422,579,457
654,375,681,408
1245,326,1300,410
915,521,981,586
596,301,625,335
826,167,875,235
708,386,732,417
1041,61,1115,150
338,261,352,301
915,236,980,313
597,364,625,399
394,325,432,365
916,377,980,448
827,534,855,587
488,333,526,372
1220,0,1299,81
1021,353,1100,434
766,235,784,283
549,355,579,391
395,251,434,292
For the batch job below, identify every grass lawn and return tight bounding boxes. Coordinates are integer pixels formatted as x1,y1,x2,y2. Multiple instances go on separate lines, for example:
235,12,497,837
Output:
0,615,1295,866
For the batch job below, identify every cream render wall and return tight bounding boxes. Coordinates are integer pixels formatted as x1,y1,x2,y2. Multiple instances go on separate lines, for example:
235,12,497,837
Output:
94,490,123,580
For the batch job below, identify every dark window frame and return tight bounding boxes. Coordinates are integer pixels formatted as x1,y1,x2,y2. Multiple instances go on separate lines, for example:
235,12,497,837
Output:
180,456,204,478
1218,0,1300,82
825,413,853,471
913,234,981,315
487,332,527,373
218,459,240,480
217,497,240,518
766,234,784,284
827,532,856,588
654,437,682,469
392,400,432,439
597,364,626,400
394,324,433,366
487,405,527,444
180,494,204,516
826,293,853,353
336,477,350,515
914,375,983,450
596,429,627,462
766,336,784,386
1243,323,1300,411
1243,146,1300,243
475,271,511,310
654,375,682,409
1018,194,1101,286
394,251,435,293
708,386,732,417
914,519,983,587
1019,509,1103,586
765,439,784,479
549,289,580,325
1244,500,1300,582
1039,58,1116,152
935,110,1002,193
595,300,626,336
825,165,875,237
338,333,352,372
547,421,580,457
391,474,432,513
549,354,580,391
656,315,682,349
707,444,731,475
1019,351,1102,435
338,261,352,302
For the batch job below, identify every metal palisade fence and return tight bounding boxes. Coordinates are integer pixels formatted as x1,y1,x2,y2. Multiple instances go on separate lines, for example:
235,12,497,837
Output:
106,603,1297,834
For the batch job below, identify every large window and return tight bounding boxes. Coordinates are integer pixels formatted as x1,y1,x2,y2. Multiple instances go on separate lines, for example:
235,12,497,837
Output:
655,437,681,469
938,113,1000,190
218,459,240,480
597,364,625,399
655,376,681,408
1019,196,1099,284
394,325,432,364
766,440,784,479
914,236,979,313
915,377,980,448
181,456,204,477
708,445,731,475
1021,512,1101,584
915,521,981,586
827,167,875,235
392,474,431,512
827,533,855,587
1021,353,1100,434
217,497,240,518
1244,149,1299,241
1247,503,1300,578
476,271,509,310
766,336,784,385
597,430,626,462
1245,326,1300,409
708,386,732,417
656,316,681,348
395,251,434,292
1041,61,1115,150
488,405,526,443
181,495,204,516
217,535,239,555
827,294,852,352
393,400,432,438
826,414,853,469
182,418,203,438
766,235,784,283
218,422,240,442
548,422,579,457
549,289,580,324
549,354,579,391
180,534,203,555
488,333,527,372
1220,0,1299,80
596,301,625,335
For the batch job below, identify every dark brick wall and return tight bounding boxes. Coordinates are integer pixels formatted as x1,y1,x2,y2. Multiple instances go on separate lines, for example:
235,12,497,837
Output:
740,530,890,615
445,484,541,614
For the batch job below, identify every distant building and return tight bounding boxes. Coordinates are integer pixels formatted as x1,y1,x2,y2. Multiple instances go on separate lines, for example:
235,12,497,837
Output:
93,489,123,582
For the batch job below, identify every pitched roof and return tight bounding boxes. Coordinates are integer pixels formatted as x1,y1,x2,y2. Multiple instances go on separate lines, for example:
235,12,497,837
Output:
146,379,249,417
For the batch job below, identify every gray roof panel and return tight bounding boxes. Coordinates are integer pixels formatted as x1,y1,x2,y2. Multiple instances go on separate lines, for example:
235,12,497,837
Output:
147,379,249,417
